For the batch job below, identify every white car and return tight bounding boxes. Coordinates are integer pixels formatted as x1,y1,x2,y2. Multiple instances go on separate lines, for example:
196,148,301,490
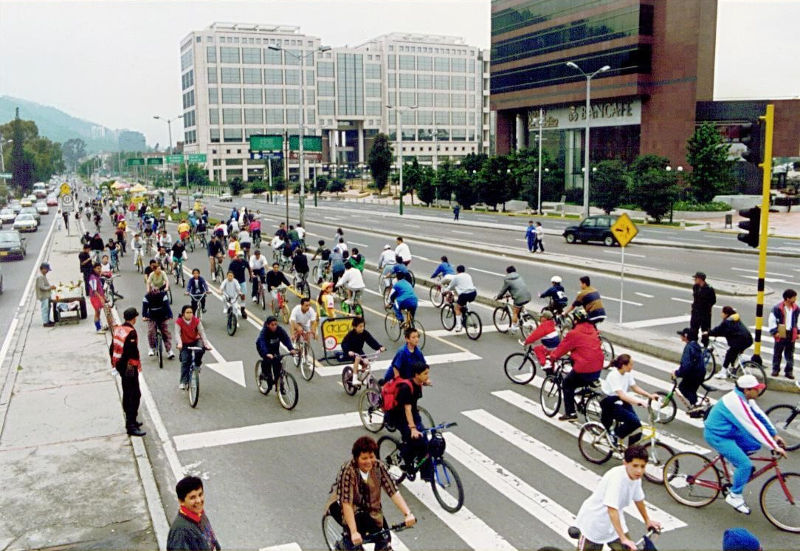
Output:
219,193,233,202
13,213,38,232
35,202,49,215
0,208,15,224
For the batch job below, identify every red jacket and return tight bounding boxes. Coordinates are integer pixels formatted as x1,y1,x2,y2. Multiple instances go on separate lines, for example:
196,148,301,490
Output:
523,319,560,348
548,322,604,374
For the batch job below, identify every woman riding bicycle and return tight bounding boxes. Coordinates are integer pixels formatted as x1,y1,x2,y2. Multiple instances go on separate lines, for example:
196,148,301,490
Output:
599,355,659,447
705,306,753,378
341,317,385,388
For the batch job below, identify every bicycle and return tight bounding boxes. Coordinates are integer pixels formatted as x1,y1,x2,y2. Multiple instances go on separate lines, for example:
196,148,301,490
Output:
340,288,364,317
702,337,767,392
293,270,311,299
342,351,381,396
152,322,166,370
182,346,205,408
566,526,661,551
322,515,412,551
254,352,299,410
493,295,538,338
378,422,464,513
577,399,676,484
539,359,603,422
312,262,332,285
187,290,208,321
554,308,615,364
272,285,290,323
173,258,185,287
503,344,570,386
766,380,800,452
428,275,449,308
358,383,434,434
383,309,426,350
652,375,720,424
197,231,207,250
186,232,195,253
101,275,122,307
663,449,800,532
292,331,316,381
440,296,482,340
133,248,145,273
224,295,240,336
212,253,224,283
252,273,267,311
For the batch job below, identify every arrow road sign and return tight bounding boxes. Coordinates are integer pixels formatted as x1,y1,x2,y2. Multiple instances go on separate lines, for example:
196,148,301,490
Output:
610,213,638,247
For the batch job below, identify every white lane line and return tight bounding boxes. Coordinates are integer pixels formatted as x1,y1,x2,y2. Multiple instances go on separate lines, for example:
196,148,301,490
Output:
174,412,363,451
446,434,574,545
349,241,369,248
400,477,517,551
603,250,646,259
740,275,798,285
670,297,723,310
315,351,481,377
463,409,686,532
471,267,506,277
259,544,303,551
139,375,185,480
635,292,654,298
426,326,499,338
622,315,690,329
731,267,792,278
451,230,473,235
601,296,643,307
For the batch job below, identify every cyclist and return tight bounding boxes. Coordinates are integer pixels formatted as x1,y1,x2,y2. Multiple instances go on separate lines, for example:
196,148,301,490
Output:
540,275,569,315
547,310,604,421
574,445,661,551
266,262,291,314
377,244,396,275
289,297,318,343
447,265,477,333
705,306,754,378
387,363,433,482
522,310,561,373
213,220,227,244
495,265,531,333
177,219,191,242
330,248,348,288
395,236,411,266
158,228,173,251
207,234,224,282
146,262,170,294
141,288,174,359
295,223,306,249
114,222,127,255
275,222,288,242
228,252,251,317
227,234,242,260
255,316,296,392
143,227,155,256
331,436,415,551
195,216,207,242
599,355,659,446
312,240,332,284
175,304,212,391
185,269,209,314
336,259,366,306
220,270,244,319
131,233,144,269
673,327,706,411
341,316,385,388
390,273,418,324
349,247,365,272
270,233,285,263
291,247,310,287
154,246,172,273
239,228,252,257
228,215,240,236
249,250,268,303
249,217,261,244
287,225,301,250
704,374,786,514
565,276,606,325
172,239,187,274
99,254,121,299
333,237,348,256
89,232,104,263
88,263,107,333
318,282,336,319
385,327,425,382
430,255,455,279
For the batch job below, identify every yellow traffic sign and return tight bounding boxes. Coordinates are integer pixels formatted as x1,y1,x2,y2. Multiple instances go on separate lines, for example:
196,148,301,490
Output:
611,213,638,247
59,183,72,196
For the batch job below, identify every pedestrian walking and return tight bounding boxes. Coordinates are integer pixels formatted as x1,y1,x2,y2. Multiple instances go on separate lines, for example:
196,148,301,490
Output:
768,288,798,379
689,271,716,344
109,307,146,437
534,221,545,252
453,204,460,220
525,220,536,252
35,263,56,327
167,476,221,551
60,209,69,231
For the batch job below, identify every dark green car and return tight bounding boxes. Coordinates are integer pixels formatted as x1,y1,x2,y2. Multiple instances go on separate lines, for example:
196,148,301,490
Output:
563,215,620,246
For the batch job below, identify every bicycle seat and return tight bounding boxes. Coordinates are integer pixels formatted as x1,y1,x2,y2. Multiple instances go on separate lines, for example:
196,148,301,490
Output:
700,383,718,392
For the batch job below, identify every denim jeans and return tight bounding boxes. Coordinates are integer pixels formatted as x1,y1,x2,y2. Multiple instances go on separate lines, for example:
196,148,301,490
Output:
40,298,51,324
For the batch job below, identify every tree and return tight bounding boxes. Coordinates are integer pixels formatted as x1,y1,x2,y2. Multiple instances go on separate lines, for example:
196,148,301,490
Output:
629,154,679,222
177,163,211,188
62,138,86,171
461,152,488,174
368,133,393,194
416,166,436,206
686,122,735,203
402,158,423,204
591,160,631,213
477,155,516,210
327,177,346,196
11,111,32,193
229,177,245,196
452,167,478,209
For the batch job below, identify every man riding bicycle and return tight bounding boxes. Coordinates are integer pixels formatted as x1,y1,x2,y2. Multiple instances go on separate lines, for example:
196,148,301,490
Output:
495,265,531,334
175,304,212,390
154,246,172,273
207,234,224,282
177,219,191,242
447,265,477,333
336,259,366,306
248,250,268,303
171,239,187,272
131,233,144,268
312,240,332,284
255,316,296,392
265,262,291,314
186,269,209,314
291,247,310,286
141,288,174,359
385,327,425,382
390,273,418,324
289,297,318,343
565,276,606,325
394,236,412,266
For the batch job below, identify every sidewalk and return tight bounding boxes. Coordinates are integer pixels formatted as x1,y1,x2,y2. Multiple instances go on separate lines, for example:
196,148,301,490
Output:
0,223,160,550
687,209,800,239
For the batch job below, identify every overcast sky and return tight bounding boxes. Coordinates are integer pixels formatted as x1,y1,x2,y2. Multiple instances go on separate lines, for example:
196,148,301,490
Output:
0,0,798,147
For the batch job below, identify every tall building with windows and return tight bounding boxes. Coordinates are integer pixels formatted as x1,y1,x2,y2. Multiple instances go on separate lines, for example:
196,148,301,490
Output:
180,23,489,183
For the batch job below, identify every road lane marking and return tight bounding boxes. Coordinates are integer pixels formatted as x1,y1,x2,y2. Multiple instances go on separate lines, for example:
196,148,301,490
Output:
731,267,792,278
139,375,186,480
426,326,499,338
670,297,723,310
471,267,506,277
634,292,654,298
451,230,473,235
462,409,686,532
259,544,303,551
600,296,643,307
603,250,646,259
315,351,481,377
622,314,690,329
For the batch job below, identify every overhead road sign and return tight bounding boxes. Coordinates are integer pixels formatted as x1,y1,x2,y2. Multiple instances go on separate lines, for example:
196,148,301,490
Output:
250,151,283,160
127,158,145,166
610,213,638,247
187,153,207,163
146,157,164,166
59,183,72,196
288,135,323,152
166,154,184,164
249,134,283,152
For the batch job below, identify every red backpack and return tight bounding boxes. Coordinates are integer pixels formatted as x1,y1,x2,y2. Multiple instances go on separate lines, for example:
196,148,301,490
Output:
381,378,413,412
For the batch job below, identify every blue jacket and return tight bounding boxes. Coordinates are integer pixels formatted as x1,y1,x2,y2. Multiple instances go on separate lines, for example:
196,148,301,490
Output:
186,276,209,296
255,325,293,358
540,284,568,307
675,340,705,380
391,264,409,277
525,225,535,240
704,388,779,453
385,344,426,381
431,262,455,278
390,279,417,305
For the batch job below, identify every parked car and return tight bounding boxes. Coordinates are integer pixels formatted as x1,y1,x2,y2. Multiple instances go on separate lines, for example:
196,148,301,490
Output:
46,195,59,207
20,206,41,224
219,193,233,202
13,213,38,232
0,231,28,261
0,208,15,225
35,201,49,215
563,214,620,247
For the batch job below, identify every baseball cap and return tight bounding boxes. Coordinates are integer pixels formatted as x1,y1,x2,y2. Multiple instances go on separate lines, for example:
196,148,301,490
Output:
736,374,766,392
40,262,51,271
693,271,707,280
383,244,391,250
676,327,696,339
123,307,139,321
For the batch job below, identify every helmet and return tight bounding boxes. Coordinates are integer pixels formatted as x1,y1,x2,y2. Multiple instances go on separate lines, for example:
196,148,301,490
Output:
550,276,562,284
383,244,392,250
571,308,588,324
428,431,447,458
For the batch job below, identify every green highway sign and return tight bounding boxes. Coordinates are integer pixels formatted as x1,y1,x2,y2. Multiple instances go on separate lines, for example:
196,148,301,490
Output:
187,153,207,163
0,172,11,178
166,154,184,164
249,134,283,152
127,158,145,166
289,135,323,152
146,157,164,166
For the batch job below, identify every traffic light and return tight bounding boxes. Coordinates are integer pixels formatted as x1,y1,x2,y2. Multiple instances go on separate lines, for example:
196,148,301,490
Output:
740,119,763,165
738,206,760,248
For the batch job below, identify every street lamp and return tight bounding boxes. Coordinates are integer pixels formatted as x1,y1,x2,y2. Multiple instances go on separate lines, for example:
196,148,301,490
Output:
386,104,418,215
565,62,610,218
268,44,331,226
154,114,183,204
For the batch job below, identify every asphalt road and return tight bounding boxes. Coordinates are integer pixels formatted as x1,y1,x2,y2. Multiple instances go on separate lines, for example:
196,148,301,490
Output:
95,210,800,551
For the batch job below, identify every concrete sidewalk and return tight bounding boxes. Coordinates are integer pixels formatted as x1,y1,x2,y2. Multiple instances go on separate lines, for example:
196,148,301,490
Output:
0,223,161,550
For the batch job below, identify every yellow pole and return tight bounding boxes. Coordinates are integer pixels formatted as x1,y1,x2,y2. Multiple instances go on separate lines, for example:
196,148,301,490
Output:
751,104,773,364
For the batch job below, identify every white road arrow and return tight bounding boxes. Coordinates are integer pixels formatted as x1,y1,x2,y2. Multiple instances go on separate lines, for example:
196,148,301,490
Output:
205,345,247,387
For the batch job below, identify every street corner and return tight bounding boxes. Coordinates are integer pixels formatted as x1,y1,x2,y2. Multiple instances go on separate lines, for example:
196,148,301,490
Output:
0,435,157,551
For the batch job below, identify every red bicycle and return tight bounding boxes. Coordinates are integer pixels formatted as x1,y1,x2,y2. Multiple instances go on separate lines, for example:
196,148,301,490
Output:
663,450,800,532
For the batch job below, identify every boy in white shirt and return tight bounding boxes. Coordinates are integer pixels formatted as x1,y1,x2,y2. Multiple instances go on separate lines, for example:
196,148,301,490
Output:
574,445,661,551
600,355,658,446
336,260,366,305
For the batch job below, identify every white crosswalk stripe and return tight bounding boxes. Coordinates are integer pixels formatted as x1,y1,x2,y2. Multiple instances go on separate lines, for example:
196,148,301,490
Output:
315,351,481,377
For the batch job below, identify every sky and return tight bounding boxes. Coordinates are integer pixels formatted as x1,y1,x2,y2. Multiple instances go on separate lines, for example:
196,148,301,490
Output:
0,0,798,147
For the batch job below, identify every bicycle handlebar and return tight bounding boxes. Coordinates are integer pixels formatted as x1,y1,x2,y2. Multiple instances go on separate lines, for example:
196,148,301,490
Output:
362,521,414,542
422,421,457,433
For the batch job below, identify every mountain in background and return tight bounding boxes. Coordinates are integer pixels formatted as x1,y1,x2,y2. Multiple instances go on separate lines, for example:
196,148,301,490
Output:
0,95,147,153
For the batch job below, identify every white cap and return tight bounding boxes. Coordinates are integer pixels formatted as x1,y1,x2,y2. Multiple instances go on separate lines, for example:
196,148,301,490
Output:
383,244,391,250
551,276,562,283
736,374,766,390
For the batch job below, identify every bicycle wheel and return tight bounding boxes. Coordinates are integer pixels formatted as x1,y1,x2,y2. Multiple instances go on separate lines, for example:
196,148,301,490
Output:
414,320,426,350
358,387,385,432
311,265,319,283
766,404,800,451
431,459,464,513
298,280,310,299
662,452,721,507
493,306,511,334
377,435,407,484
418,406,435,429
519,313,538,339
254,360,270,395
157,332,164,369
280,303,290,324
760,472,800,533
382,285,393,309
539,375,562,416
341,366,357,396
407,270,416,288
504,352,536,385
226,310,237,336
653,391,678,424
341,301,351,315
643,441,675,484
599,335,614,365
735,361,767,395
277,370,299,410
299,344,316,381
354,304,364,317
440,304,456,331
582,394,603,423
702,348,717,381
384,312,402,342
578,422,613,464
322,512,343,551
259,286,267,311
429,285,444,308
189,367,200,408
465,311,482,340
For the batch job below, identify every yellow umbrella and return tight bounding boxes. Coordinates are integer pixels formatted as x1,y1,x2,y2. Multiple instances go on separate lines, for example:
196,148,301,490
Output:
130,183,147,193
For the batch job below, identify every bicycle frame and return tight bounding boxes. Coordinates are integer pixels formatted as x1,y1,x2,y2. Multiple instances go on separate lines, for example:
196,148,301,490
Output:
695,454,785,492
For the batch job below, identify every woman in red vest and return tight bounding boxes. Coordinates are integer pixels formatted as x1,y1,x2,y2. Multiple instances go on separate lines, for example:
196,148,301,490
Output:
175,305,212,390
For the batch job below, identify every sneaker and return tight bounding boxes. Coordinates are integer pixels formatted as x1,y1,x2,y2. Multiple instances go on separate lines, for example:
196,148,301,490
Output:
787,373,795,380
179,383,187,390
43,322,55,328
242,308,248,320
167,351,175,360
202,307,206,313
608,430,620,448
725,492,751,515
510,324,519,333
558,413,578,421
252,296,258,302
454,324,463,332
148,349,155,357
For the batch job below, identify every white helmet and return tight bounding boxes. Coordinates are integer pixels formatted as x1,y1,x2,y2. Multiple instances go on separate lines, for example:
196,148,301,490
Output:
383,244,392,250
551,276,562,284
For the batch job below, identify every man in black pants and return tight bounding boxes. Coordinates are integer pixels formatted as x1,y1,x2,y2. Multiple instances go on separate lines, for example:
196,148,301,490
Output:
690,271,716,344
109,307,146,437
78,243,93,294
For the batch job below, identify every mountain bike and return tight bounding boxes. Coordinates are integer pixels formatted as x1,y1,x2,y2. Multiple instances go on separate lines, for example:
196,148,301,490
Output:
340,288,364,317
187,290,208,321
539,360,603,422
134,248,145,273
322,514,412,551
358,385,434,434
440,296,482,340
152,322,166,370
342,351,381,396
703,337,767,392
503,344,570,386
212,253,224,283
766,380,800,451
292,331,316,381
293,270,311,299
274,285,290,323
173,258,185,287
652,375,720,424
224,295,240,336
378,422,464,513
252,273,267,310
566,526,661,551
254,352,299,410
384,309,426,350
493,295,537,338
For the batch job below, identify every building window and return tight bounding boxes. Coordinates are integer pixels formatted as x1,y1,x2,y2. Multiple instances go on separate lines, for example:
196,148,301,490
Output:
306,90,315,103
435,75,449,90
318,61,334,77
209,109,219,124
286,109,299,124
435,111,449,125
210,128,220,143
319,99,335,115
417,92,433,107
265,68,283,85
224,128,243,142
451,58,466,73
417,74,432,89
266,108,284,124
207,67,218,84
451,94,466,108
366,102,381,116
206,46,217,63
208,88,219,104
285,89,300,105
307,109,316,124
305,70,315,85
264,48,282,65
265,88,283,104
468,112,475,125
220,46,240,63
435,93,449,108
285,49,301,65
468,77,475,91
399,73,415,89
365,63,381,79
243,67,262,84
365,81,380,98
451,76,466,90
221,88,241,104
388,55,396,70
181,49,193,71
451,112,466,125
222,108,242,124
399,91,415,107
434,57,449,72
399,55,415,70
388,73,395,88
182,90,195,109
221,67,240,84
243,88,262,104
285,69,300,85
242,47,261,64
417,56,432,71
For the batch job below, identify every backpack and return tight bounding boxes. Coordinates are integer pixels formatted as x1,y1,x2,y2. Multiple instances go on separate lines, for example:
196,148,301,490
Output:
381,378,413,412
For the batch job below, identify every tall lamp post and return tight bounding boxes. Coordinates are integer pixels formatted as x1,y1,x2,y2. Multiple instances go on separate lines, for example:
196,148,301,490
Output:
565,62,610,218
153,114,183,204
386,104,417,215
268,44,331,227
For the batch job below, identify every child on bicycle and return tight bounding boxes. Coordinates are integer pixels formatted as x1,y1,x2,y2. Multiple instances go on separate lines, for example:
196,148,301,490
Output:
99,254,121,300
312,240,332,284
317,281,335,319
673,327,706,411
336,259,366,306
386,363,433,482
390,273,417,323
341,316,385,388
705,306,754,379
522,310,561,373
185,269,209,314
599,355,659,447
220,270,244,319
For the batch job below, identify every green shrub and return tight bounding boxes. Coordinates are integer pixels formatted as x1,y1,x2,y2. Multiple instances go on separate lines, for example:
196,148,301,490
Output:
672,200,730,212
